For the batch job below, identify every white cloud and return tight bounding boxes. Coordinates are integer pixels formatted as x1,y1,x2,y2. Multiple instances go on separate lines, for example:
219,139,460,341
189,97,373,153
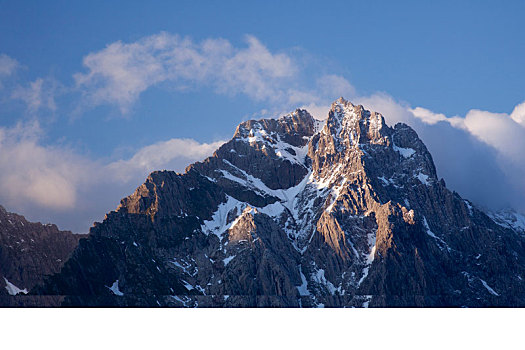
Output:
409,106,448,125
0,55,58,114
409,106,465,128
510,101,525,126
409,102,525,164
298,103,330,120
357,93,414,125
0,121,89,210
462,110,525,159
108,138,225,182
0,121,224,232
316,74,356,99
215,35,296,101
74,36,168,113
74,32,357,117
11,78,57,113
75,33,298,113
0,54,18,76
0,54,19,87
293,75,356,119
404,99,525,212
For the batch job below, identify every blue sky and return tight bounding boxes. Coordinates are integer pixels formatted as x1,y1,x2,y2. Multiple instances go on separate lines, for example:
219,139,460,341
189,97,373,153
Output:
0,0,524,232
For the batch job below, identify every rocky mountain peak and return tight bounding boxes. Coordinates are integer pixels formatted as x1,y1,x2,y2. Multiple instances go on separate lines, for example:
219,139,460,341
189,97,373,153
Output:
28,97,525,308
232,108,316,148
326,97,390,146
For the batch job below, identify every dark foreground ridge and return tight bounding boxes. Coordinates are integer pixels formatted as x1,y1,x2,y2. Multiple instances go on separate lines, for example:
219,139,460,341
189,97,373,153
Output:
0,205,85,306
6,98,525,307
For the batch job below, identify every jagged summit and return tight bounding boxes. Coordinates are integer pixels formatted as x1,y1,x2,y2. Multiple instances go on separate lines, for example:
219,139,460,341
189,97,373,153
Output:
232,108,316,157
233,108,316,141
25,98,525,308
327,98,390,146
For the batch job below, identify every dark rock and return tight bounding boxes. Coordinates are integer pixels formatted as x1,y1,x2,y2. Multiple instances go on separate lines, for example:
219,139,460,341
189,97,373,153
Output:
0,205,85,306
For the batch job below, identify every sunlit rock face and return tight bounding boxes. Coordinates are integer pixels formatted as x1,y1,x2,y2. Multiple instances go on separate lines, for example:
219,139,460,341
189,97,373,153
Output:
26,98,525,307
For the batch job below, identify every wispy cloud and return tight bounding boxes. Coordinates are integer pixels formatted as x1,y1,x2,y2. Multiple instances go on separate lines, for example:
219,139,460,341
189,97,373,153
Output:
107,138,225,182
0,121,89,210
0,54,19,88
74,32,354,116
75,33,295,113
11,78,58,113
0,54,59,114
0,121,224,232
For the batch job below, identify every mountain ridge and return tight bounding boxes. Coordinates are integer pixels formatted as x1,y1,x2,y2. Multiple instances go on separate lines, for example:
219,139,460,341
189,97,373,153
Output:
5,97,525,307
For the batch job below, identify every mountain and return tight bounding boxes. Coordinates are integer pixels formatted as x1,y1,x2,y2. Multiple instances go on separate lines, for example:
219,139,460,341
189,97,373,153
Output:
0,205,85,306
28,98,525,307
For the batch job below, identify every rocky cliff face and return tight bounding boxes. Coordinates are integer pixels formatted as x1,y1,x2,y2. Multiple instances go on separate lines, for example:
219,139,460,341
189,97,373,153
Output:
0,205,85,306
32,98,525,307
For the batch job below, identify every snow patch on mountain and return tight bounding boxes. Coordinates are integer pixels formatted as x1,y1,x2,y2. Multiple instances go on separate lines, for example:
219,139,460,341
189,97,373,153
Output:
464,200,474,216
236,115,310,165
107,279,124,296
3,277,27,295
393,144,415,158
487,209,525,234
416,172,430,185
297,265,310,296
480,279,499,296
358,230,377,286
311,268,339,295
201,195,245,238
223,255,235,266
181,280,194,291
258,201,286,218
422,216,437,239
422,216,451,252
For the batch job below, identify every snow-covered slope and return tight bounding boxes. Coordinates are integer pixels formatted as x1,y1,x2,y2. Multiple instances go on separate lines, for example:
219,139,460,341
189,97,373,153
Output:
487,209,525,235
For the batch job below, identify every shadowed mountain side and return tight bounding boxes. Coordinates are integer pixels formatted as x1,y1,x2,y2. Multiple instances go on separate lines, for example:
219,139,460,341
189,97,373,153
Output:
0,205,85,306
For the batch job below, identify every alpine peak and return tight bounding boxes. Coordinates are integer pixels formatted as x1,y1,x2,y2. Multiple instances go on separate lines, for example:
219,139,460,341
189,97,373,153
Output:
13,98,525,308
